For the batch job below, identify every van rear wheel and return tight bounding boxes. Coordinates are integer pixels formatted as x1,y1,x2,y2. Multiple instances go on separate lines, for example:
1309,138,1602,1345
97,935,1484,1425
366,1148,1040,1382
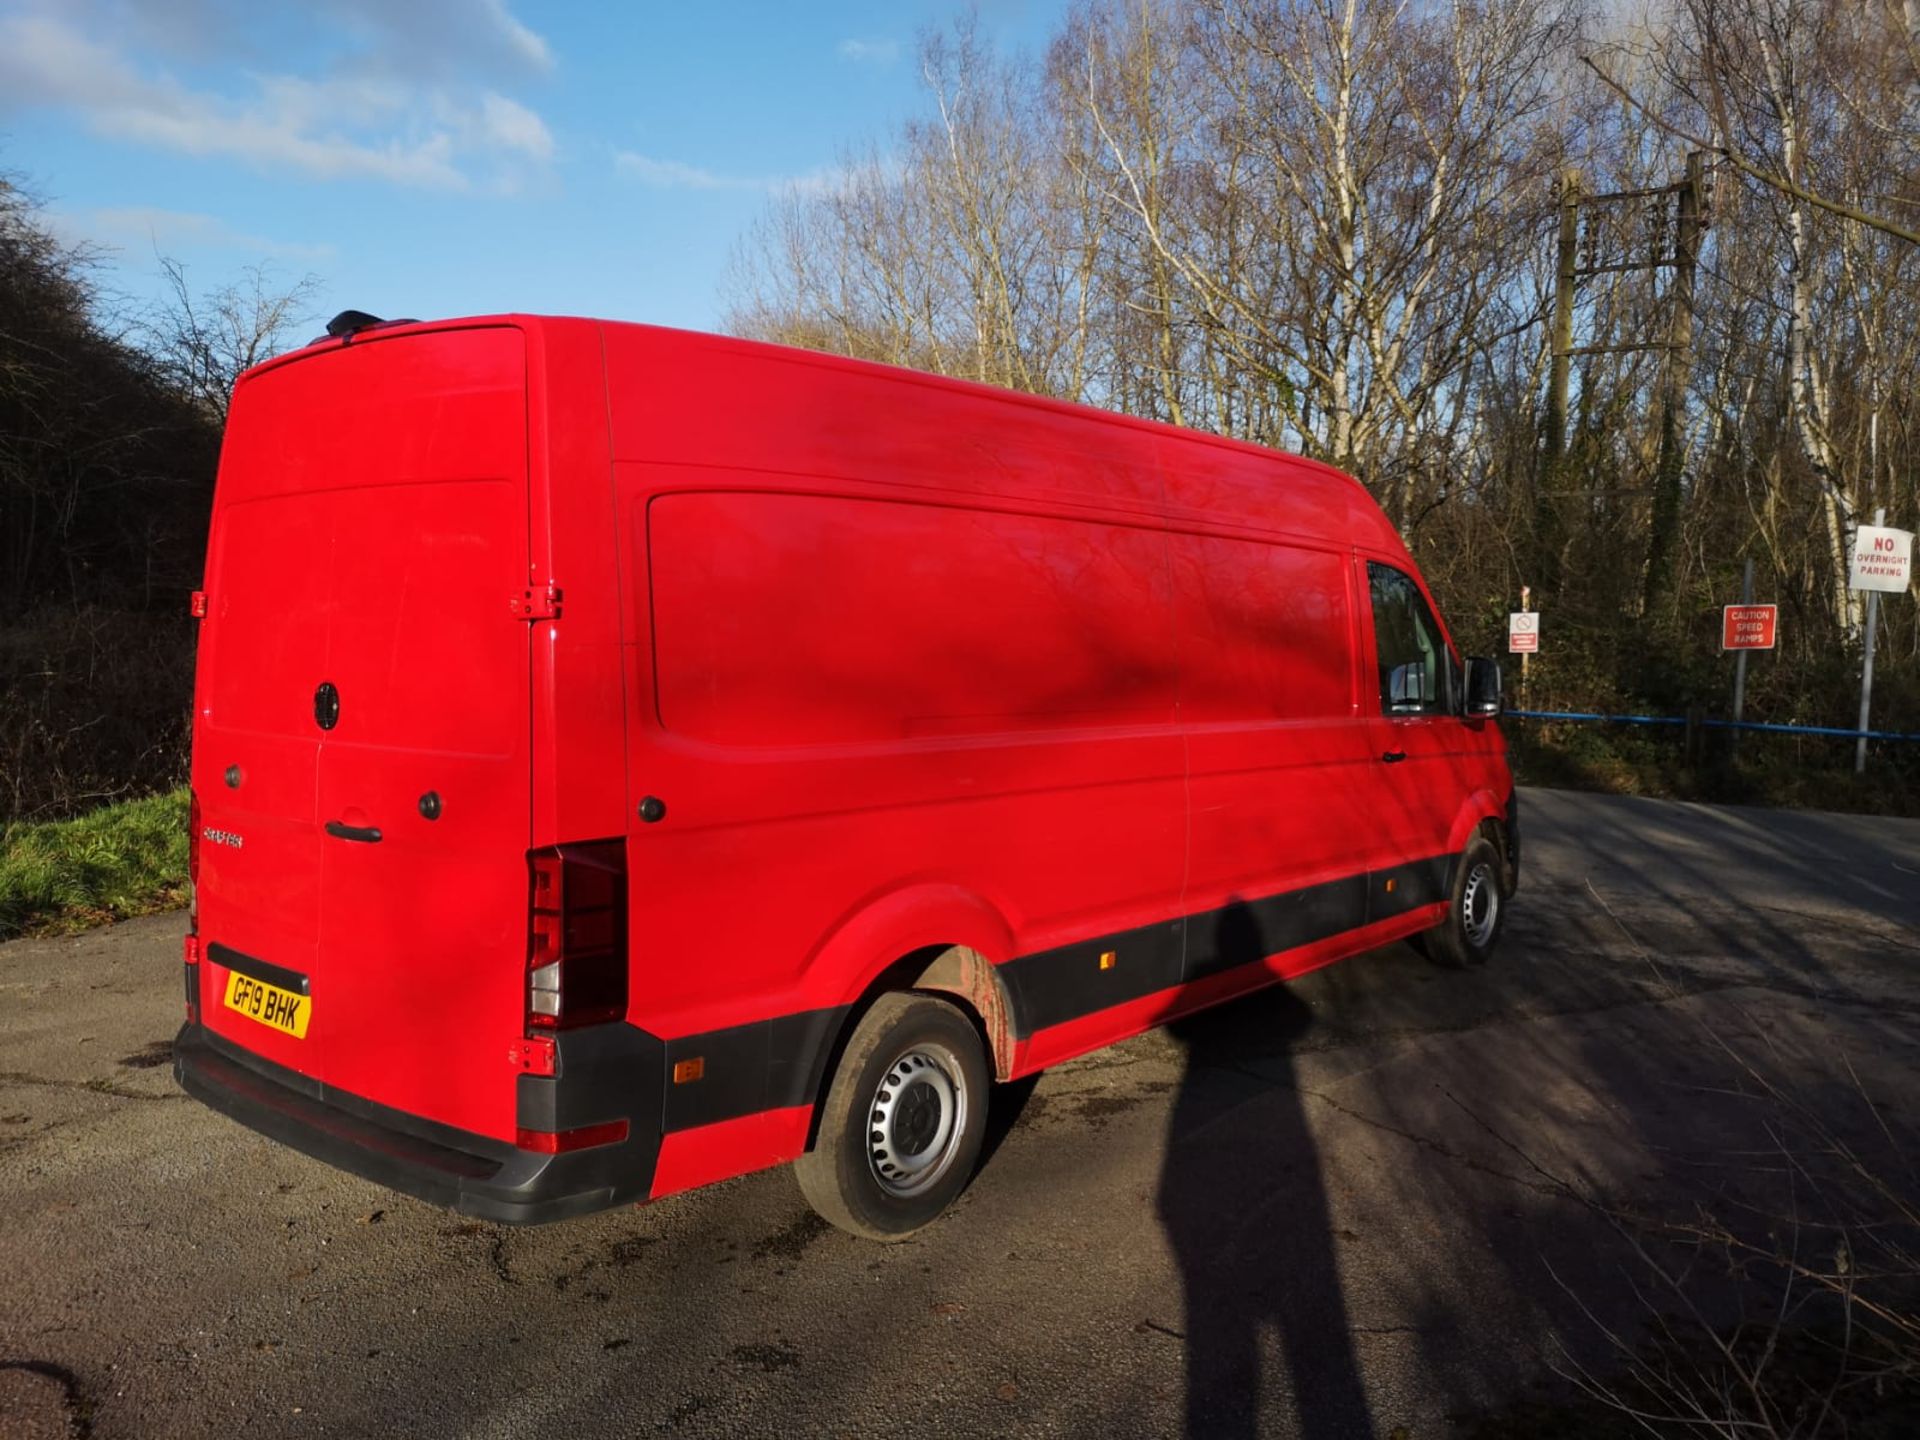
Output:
795,992,989,1241
1422,832,1508,969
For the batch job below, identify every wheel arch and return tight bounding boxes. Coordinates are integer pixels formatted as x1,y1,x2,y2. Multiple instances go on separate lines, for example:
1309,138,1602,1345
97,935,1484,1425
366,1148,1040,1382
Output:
1449,789,1510,869
796,884,1022,1149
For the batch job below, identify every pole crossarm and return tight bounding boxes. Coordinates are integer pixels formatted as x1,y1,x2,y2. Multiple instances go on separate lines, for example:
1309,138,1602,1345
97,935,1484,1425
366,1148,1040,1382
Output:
1579,55,1920,248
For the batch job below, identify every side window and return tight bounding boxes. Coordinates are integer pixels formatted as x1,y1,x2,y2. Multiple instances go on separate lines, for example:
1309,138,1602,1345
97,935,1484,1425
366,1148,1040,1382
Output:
1367,562,1453,716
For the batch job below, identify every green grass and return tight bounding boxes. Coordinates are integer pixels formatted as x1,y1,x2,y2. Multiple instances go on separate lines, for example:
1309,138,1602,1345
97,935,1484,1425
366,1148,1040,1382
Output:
0,787,190,941
1506,725,1920,817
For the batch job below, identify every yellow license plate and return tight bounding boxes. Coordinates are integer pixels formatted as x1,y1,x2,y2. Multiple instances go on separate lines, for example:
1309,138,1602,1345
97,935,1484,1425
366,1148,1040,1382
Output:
224,971,312,1039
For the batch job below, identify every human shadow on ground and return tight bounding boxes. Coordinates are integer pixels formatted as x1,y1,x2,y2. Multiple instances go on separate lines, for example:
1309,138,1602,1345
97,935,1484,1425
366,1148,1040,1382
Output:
1157,900,1375,1439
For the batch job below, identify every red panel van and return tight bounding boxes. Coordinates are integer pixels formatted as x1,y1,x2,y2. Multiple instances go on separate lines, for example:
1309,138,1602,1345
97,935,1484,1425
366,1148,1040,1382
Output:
175,314,1518,1238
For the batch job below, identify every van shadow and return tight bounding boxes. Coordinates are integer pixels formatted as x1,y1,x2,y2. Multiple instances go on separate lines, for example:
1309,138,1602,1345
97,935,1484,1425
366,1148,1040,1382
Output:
1156,900,1374,1439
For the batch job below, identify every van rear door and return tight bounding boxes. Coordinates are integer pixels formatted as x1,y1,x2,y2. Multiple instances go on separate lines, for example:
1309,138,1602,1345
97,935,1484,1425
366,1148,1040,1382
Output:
193,325,532,1141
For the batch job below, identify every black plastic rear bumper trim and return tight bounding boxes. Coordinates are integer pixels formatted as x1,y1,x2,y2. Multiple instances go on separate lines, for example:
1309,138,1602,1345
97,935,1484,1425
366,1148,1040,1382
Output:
173,1021,661,1225
206,942,309,996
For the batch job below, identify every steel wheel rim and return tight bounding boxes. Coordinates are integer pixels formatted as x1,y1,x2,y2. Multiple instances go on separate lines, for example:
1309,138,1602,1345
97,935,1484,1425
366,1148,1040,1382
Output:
867,1044,967,1198
1461,862,1500,948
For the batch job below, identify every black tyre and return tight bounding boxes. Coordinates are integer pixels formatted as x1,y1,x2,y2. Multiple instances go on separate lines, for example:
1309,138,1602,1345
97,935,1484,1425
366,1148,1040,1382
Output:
794,992,990,1241
1422,831,1508,969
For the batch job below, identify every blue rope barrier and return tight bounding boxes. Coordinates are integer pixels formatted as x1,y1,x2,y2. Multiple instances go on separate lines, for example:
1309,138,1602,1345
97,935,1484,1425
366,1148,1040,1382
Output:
1506,709,1685,727
1505,709,1920,743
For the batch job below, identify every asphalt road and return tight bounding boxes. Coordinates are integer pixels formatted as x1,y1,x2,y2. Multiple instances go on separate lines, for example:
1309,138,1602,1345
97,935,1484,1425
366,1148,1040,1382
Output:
5,787,1920,1439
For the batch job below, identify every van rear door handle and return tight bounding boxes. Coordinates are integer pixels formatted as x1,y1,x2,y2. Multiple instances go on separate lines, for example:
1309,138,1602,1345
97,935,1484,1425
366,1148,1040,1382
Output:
1380,750,1407,764
324,820,383,843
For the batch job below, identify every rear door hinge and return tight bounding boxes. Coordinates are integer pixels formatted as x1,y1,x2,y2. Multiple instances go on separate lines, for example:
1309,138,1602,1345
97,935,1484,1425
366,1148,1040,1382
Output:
189,589,208,618
510,584,562,621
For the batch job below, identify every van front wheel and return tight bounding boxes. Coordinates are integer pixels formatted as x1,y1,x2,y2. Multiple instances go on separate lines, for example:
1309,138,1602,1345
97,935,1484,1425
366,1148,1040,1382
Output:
795,992,989,1241
1423,832,1508,969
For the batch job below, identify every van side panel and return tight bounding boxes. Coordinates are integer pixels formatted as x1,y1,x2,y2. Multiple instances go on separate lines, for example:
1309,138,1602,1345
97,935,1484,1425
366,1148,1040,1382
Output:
651,492,1180,746
590,323,1506,1184
632,487,1187,1029
1168,529,1382,959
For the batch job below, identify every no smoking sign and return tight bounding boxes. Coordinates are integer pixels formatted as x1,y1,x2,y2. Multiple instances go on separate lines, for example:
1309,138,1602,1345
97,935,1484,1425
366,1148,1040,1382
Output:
1508,611,1539,654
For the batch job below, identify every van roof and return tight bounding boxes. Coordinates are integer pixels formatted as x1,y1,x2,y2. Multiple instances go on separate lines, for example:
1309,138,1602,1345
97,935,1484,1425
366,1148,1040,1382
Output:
240,313,1407,560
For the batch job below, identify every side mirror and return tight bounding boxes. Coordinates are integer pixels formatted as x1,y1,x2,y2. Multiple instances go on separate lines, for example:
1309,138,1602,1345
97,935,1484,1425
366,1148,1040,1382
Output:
1465,656,1502,717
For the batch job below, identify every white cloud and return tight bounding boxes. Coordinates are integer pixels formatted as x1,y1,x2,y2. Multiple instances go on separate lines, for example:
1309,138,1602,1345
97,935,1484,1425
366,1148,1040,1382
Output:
0,8,557,191
477,92,554,160
836,37,901,65
64,206,337,262
614,152,767,192
613,151,876,202
478,0,553,72
78,0,557,78
775,165,862,199
314,0,555,78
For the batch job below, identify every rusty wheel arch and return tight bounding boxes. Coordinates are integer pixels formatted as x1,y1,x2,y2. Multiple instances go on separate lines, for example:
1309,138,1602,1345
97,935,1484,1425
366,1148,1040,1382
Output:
906,944,1017,1082
801,944,1019,1155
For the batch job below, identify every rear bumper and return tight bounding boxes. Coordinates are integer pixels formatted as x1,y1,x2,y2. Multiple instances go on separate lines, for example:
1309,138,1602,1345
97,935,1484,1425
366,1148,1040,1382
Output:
173,1021,662,1225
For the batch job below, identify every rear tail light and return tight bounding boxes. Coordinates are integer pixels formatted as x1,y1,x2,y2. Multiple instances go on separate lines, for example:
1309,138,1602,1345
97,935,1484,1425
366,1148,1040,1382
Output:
183,932,201,1023
526,840,628,1031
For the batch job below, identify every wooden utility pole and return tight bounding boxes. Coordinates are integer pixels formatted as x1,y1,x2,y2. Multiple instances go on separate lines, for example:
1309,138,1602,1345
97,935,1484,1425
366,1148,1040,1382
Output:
1540,153,1711,615
1642,150,1705,612
1536,168,1580,594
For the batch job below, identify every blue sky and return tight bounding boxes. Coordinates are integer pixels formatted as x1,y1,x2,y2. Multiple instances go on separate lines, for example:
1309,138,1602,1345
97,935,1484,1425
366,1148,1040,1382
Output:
0,0,1065,334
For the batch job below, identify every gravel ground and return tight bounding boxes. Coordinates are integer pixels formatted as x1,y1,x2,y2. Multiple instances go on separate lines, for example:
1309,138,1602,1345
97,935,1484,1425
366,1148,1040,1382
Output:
3,786,1918,1439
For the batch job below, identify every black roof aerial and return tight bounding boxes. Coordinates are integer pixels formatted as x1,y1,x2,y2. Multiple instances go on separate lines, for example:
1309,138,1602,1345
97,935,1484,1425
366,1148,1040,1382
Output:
310,310,420,345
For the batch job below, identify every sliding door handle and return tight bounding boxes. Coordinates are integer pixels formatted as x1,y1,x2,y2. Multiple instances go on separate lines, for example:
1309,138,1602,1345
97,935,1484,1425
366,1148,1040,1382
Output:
325,820,383,843
1380,750,1407,764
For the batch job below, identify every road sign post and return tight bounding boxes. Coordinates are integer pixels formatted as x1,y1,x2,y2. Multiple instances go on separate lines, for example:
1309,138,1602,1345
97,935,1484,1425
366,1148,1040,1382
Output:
1510,587,1536,707
1858,583,1880,776
1724,559,1769,752
1850,509,1913,774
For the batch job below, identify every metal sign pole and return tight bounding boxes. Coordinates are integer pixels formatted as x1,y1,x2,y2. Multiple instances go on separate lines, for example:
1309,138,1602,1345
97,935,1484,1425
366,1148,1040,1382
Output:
1732,557,1752,754
1855,507,1886,775
1520,584,1531,708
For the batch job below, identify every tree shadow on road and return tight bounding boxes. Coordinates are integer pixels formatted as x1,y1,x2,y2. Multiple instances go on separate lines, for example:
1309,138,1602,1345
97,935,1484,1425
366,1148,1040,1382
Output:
1157,900,1375,1439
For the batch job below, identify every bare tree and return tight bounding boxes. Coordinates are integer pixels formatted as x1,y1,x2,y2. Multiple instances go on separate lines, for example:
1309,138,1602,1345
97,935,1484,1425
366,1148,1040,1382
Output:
725,0,1920,730
143,257,322,424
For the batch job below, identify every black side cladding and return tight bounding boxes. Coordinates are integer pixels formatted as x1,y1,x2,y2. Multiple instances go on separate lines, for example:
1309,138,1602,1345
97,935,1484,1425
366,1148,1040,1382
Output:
660,1007,850,1133
997,856,1457,1037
